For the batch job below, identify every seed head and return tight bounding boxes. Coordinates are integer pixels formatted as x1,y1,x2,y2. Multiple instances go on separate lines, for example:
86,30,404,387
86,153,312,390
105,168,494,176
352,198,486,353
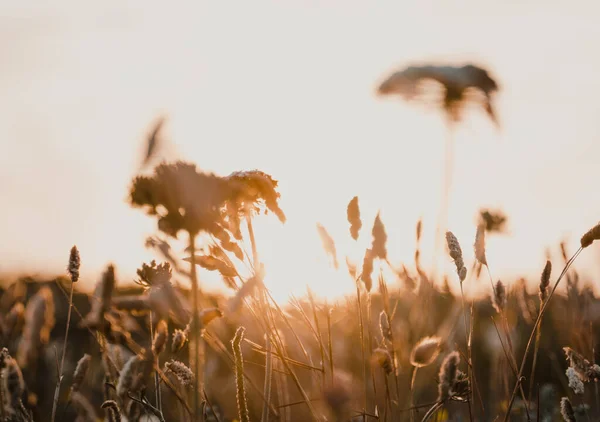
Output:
165,360,194,387
71,354,92,394
371,213,387,260
172,328,188,353
68,246,81,282
539,260,552,302
437,351,460,401
347,196,362,240
360,248,375,291
152,320,168,356
474,224,487,266
581,222,600,248
446,231,467,282
372,348,393,375
560,397,576,422
492,280,506,313
566,367,584,395
379,311,391,342
410,336,442,367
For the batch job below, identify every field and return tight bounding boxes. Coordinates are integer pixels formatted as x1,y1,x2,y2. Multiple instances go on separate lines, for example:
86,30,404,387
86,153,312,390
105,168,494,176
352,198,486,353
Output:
1,150,600,422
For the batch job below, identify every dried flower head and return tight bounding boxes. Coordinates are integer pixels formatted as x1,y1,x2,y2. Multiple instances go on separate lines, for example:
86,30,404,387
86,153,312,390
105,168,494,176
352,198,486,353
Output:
560,397,576,422
474,224,487,266
172,328,188,353
68,246,81,282
371,213,387,260
566,367,584,395
379,311,392,343
136,260,172,287
437,351,460,401
372,348,393,375
492,280,506,313
479,209,507,233
347,196,362,240
539,260,552,302
446,231,467,282
410,336,442,367
165,360,194,387
226,169,286,224
563,347,592,381
101,400,122,422
316,223,339,269
232,326,249,422
360,248,375,291
581,222,600,249
70,354,91,394
377,64,499,124
116,352,153,400
17,286,55,368
152,320,168,356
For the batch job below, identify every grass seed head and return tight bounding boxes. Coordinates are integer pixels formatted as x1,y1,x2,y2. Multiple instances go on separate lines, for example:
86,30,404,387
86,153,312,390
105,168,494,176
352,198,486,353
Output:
410,336,442,368
347,196,362,240
474,224,487,266
581,222,600,248
68,245,81,282
165,360,194,387
437,351,460,401
560,397,576,422
566,367,584,395
71,353,92,394
492,280,506,313
539,260,552,302
152,319,168,356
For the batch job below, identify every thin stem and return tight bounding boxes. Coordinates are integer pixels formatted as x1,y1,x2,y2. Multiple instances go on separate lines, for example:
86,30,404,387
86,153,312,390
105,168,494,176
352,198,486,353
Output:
459,283,474,422
326,305,334,384
150,312,162,413
421,401,444,422
410,367,418,422
51,278,75,422
355,279,367,420
188,232,201,420
261,334,273,422
527,322,542,407
504,247,583,421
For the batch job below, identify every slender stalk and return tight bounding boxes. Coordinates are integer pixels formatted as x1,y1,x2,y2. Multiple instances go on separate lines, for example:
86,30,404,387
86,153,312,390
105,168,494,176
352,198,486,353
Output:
421,401,444,422
366,293,377,399
326,304,334,384
527,323,542,407
150,312,162,413
51,278,75,422
487,266,531,419
355,279,367,420
410,367,418,422
459,284,474,422
504,247,583,420
188,232,201,420
261,334,273,422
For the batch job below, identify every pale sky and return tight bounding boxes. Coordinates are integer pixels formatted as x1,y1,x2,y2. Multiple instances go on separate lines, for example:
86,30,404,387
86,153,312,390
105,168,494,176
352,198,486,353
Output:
2,1,600,302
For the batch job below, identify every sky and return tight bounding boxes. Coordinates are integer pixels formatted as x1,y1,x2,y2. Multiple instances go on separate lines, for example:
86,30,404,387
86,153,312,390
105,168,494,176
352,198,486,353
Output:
2,1,600,302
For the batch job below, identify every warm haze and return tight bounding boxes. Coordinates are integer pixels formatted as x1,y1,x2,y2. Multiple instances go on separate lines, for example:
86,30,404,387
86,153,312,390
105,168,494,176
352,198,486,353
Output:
2,1,600,302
